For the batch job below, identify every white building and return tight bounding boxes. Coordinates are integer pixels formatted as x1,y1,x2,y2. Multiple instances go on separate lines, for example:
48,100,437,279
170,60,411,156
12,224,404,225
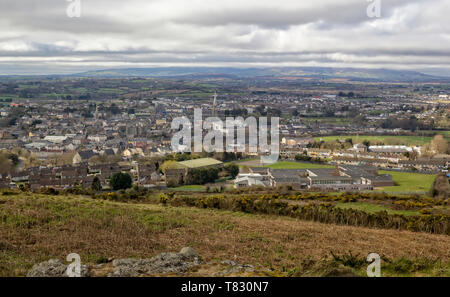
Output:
43,135,68,144
233,173,270,188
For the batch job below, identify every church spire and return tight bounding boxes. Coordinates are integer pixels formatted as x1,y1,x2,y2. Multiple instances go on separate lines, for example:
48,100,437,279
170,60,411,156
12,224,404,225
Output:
212,91,217,117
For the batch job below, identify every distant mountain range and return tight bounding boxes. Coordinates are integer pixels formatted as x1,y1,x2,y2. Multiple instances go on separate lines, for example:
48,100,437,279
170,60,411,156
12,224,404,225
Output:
75,67,449,82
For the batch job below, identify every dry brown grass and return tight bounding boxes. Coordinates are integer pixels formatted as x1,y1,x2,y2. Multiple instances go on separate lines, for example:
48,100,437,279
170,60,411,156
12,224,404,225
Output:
1,193,449,276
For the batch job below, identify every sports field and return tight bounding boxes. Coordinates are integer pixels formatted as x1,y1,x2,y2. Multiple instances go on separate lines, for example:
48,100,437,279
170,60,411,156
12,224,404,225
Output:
168,185,206,192
377,170,436,193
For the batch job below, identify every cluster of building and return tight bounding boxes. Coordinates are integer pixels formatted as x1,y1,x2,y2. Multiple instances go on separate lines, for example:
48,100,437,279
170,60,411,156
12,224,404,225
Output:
1,162,160,190
280,137,449,172
0,83,447,191
234,165,394,191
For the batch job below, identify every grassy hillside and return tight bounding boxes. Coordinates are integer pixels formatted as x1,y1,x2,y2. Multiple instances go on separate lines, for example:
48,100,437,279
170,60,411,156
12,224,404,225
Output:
1,193,449,276
76,67,446,82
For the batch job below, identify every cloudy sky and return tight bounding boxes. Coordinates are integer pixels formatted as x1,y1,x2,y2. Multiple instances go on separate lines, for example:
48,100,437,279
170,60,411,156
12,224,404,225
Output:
1,0,450,75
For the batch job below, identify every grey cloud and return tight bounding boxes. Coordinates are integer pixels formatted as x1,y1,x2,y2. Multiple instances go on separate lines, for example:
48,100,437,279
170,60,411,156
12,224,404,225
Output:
0,0,449,75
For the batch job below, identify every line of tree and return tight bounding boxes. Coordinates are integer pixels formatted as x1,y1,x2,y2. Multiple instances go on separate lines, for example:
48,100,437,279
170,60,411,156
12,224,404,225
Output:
224,163,239,178
185,167,219,185
380,116,431,131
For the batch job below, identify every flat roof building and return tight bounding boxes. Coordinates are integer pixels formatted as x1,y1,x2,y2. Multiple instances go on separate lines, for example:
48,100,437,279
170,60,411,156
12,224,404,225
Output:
178,158,223,169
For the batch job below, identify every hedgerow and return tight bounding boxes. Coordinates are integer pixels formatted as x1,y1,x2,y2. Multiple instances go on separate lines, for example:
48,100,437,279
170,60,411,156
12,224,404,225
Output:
159,193,450,235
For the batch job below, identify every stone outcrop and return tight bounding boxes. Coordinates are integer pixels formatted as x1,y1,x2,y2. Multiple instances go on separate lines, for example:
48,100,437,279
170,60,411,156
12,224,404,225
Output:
26,247,268,277
26,259,89,277
110,247,203,277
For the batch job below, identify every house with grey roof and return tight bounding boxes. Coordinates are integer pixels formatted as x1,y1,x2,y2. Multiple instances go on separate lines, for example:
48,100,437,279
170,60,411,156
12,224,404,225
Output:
73,150,97,165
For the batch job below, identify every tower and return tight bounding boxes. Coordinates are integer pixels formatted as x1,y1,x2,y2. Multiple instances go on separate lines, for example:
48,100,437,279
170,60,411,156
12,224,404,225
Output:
94,104,99,120
212,91,217,117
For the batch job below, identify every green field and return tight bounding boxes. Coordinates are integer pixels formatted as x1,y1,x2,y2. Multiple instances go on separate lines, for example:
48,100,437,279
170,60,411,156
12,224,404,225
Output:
378,171,436,193
314,135,432,146
168,185,206,192
441,131,450,138
335,202,420,216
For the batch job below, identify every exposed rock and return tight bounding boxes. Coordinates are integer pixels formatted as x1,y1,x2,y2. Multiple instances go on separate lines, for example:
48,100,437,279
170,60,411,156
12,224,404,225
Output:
215,260,255,276
27,259,67,277
26,259,89,277
110,247,203,277
27,248,268,277
221,260,236,266
180,247,200,260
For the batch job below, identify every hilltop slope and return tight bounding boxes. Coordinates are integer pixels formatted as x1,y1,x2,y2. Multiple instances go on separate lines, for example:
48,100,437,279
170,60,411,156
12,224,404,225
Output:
1,193,449,276
75,66,448,82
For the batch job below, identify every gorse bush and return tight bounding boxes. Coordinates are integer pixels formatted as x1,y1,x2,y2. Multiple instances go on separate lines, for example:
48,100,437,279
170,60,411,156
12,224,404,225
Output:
330,251,366,269
160,193,450,235
93,188,148,201
63,186,93,196
293,252,444,276
223,191,448,208
159,192,174,205
40,187,59,195
394,200,430,209
1,190,19,196
385,257,439,274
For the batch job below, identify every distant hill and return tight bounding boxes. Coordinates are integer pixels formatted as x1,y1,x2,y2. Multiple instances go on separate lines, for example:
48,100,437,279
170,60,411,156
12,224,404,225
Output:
74,67,448,82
